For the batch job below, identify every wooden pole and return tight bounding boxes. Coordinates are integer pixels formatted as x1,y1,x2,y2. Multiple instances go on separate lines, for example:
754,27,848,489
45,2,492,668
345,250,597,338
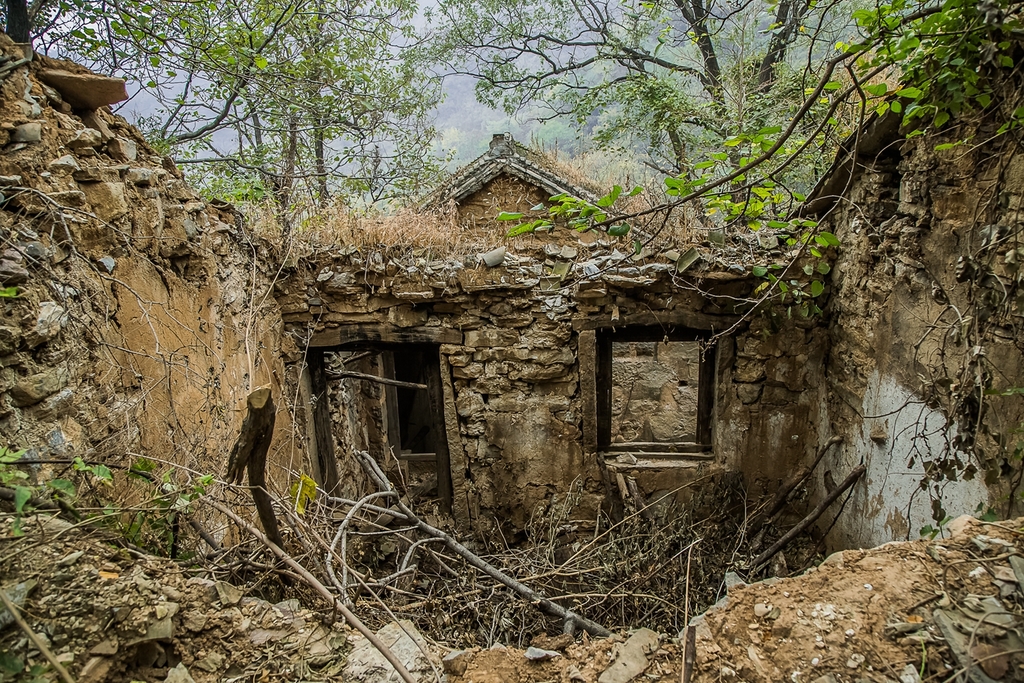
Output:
308,350,341,494
751,464,865,571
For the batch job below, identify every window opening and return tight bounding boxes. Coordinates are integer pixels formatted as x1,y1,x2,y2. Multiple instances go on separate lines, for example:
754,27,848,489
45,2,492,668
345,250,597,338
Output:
597,327,714,455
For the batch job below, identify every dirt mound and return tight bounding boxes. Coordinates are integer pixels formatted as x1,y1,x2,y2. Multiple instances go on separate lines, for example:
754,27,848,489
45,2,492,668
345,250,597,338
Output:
0,515,364,681
442,515,1024,683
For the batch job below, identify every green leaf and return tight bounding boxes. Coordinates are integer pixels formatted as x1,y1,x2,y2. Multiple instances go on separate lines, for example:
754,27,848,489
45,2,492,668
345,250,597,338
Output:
803,264,814,275
752,266,768,277
933,110,950,127
693,160,716,170
818,231,840,247
627,185,644,197
863,83,888,96
896,87,922,99
810,280,825,297
817,262,831,275
496,212,524,221
47,479,76,498
607,224,630,237
254,55,268,69
823,80,842,91
596,185,623,207
507,221,538,237
13,486,31,514
91,465,113,482
0,286,18,298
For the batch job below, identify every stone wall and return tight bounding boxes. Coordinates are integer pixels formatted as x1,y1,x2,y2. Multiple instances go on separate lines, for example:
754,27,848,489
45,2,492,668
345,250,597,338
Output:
815,123,1024,548
0,42,299,512
282,239,829,531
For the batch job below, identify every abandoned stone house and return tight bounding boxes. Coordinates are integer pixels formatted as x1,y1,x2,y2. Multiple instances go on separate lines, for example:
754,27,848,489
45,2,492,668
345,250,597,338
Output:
280,124,1024,549
281,134,827,533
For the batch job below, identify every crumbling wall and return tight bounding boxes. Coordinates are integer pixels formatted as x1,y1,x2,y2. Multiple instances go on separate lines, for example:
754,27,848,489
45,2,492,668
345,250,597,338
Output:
0,40,300,500
819,128,1024,548
283,240,829,530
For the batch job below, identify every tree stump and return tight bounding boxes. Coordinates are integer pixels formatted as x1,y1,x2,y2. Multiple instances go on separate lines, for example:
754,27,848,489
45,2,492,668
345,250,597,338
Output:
226,387,284,548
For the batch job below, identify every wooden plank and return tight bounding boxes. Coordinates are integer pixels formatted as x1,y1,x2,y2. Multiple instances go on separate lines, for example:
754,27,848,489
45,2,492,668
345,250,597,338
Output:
605,442,712,454
309,323,462,348
697,341,717,447
297,364,322,485
602,458,705,471
596,333,612,450
380,352,402,458
424,348,454,513
578,330,598,455
572,310,740,333
439,352,471,526
397,452,438,462
307,349,341,494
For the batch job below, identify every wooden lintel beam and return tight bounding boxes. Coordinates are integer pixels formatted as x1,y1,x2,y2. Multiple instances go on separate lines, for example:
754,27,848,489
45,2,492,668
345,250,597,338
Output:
309,324,463,348
572,310,740,332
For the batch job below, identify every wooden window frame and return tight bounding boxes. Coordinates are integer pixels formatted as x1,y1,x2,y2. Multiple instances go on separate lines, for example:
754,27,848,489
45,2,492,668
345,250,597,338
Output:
596,326,716,456
307,340,453,513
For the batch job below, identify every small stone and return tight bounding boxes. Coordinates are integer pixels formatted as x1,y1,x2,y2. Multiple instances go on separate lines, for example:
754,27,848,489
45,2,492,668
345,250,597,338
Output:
0,259,29,284
59,550,85,566
107,137,137,161
49,154,80,174
50,190,87,207
194,652,225,672
127,167,155,186
12,122,42,143
29,302,67,347
559,245,578,259
442,649,472,676
753,603,772,618
0,326,20,355
90,639,119,656
0,580,36,630
183,612,208,632
78,656,113,683
524,646,560,661
9,367,69,406
80,181,128,222
479,246,506,267
98,256,115,273
846,653,865,669
215,581,242,605
163,662,196,683
143,616,174,642
67,128,104,151
0,175,23,186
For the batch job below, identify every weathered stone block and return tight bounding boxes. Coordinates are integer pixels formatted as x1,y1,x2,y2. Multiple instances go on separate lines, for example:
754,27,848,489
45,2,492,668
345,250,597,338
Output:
387,305,429,328
107,137,138,162
455,391,485,417
67,127,104,151
80,181,128,222
464,329,520,347
508,363,570,382
735,382,763,405
12,122,41,143
452,363,484,379
10,367,69,406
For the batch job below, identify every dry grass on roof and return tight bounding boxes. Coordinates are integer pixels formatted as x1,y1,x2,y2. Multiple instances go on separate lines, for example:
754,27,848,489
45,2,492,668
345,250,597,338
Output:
251,196,706,258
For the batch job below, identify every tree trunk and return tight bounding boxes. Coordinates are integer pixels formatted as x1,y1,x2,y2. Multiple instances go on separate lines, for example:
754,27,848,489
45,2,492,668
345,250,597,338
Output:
5,0,30,44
